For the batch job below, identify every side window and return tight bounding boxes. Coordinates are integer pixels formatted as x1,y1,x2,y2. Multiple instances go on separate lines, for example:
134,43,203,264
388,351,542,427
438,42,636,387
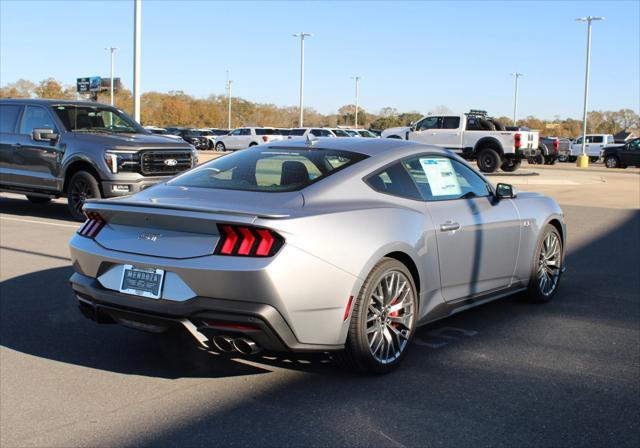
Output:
575,137,583,144
607,135,615,144
0,105,22,133
416,117,441,131
365,163,421,200
592,136,604,143
20,106,57,135
230,129,241,136
310,129,322,137
403,156,490,201
240,128,251,136
628,139,640,151
441,116,461,129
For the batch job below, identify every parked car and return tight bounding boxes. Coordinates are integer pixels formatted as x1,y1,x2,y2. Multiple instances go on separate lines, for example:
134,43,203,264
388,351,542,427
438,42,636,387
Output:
165,128,209,150
199,128,230,149
288,128,336,139
0,99,196,220
330,128,353,137
554,138,573,162
602,137,640,168
69,138,565,374
143,126,187,142
214,127,284,151
343,129,360,137
569,134,615,162
381,110,539,173
355,129,379,138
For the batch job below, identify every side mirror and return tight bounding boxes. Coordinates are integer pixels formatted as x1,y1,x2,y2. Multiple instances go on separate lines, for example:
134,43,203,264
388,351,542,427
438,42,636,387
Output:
495,183,516,199
32,128,58,142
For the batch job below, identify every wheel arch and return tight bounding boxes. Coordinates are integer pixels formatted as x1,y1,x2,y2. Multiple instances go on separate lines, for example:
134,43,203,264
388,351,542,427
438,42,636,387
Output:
546,217,565,247
384,251,421,295
474,137,504,155
63,159,103,194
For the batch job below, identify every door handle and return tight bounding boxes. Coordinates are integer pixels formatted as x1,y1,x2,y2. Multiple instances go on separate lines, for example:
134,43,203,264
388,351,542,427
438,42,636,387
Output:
440,222,461,232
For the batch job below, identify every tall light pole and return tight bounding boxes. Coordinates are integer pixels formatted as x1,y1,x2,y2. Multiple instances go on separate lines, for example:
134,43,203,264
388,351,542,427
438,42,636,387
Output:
105,47,118,106
510,72,523,126
351,76,361,128
132,0,142,122
576,16,604,167
226,70,232,129
292,32,312,127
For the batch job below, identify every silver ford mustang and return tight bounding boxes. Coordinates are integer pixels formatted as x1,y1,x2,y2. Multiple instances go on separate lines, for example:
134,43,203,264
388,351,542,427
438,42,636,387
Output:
69,137,565,374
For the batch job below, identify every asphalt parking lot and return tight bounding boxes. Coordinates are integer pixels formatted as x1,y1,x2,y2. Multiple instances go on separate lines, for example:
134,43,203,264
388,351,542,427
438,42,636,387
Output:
1,163,639,447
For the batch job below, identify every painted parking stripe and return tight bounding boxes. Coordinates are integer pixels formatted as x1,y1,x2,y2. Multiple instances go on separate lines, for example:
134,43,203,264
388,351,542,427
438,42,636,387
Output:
0,216,79,229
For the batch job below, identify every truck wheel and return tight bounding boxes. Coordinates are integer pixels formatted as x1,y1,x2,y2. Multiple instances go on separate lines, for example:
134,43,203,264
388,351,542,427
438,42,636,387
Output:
67,171,101,222
589,156,599,163
26,195,52,204
568,156,577,163
558,154,568,162
477,148,501,173
215,142,226,152
545,158,556,165
500,159,521,172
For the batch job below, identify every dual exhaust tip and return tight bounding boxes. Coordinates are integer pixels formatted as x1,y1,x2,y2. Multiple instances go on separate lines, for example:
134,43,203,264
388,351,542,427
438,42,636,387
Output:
211,335,261,355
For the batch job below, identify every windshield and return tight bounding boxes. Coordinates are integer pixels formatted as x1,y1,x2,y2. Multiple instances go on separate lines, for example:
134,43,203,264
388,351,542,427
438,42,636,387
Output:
53,105,143,133
170,147,368,192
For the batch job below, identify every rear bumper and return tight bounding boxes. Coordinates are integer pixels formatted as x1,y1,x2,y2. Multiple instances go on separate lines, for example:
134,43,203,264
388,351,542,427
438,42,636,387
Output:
70,272,343,353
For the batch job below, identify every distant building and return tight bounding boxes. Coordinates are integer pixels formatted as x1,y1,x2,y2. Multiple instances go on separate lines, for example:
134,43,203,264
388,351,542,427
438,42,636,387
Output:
614,129,638,143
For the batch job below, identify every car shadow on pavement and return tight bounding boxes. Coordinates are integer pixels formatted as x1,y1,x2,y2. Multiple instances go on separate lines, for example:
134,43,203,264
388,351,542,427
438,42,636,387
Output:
0,195,76,223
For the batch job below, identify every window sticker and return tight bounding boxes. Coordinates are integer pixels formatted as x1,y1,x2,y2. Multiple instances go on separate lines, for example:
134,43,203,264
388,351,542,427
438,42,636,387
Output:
419,158,462,197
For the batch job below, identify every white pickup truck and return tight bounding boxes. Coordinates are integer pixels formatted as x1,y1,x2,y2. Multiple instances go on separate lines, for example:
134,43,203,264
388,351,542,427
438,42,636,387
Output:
569,134,615,162
381,111,539,172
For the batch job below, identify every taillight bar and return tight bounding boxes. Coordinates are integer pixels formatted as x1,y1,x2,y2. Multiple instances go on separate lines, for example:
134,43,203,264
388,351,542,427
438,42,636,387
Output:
514,133,522,149
78,211,105,238
215,224,283,257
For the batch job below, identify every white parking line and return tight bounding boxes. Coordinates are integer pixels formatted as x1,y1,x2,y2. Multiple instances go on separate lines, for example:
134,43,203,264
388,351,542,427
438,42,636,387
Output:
0,216,79,229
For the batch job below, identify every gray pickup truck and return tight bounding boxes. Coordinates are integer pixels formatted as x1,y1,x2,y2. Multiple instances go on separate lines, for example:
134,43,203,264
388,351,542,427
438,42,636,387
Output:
0,99,196,220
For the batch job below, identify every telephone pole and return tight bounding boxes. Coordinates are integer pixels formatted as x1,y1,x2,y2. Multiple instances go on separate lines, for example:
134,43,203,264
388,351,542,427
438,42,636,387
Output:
292,32,312,126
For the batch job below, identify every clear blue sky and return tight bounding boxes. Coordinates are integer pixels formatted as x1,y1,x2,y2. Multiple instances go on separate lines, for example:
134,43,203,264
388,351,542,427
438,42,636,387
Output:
1,0,638,119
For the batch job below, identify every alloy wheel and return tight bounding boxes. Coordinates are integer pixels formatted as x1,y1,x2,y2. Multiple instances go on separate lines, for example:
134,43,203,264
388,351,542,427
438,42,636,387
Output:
70,179,93,215
537,232,561,296
366,270,415,364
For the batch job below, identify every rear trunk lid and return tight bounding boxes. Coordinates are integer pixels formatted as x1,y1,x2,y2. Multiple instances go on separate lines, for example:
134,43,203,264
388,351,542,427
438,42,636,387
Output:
84,186,303,259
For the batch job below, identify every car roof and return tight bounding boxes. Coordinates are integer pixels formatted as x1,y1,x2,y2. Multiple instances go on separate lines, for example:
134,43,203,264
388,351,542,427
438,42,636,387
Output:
0,98,114,107
266,135,450,158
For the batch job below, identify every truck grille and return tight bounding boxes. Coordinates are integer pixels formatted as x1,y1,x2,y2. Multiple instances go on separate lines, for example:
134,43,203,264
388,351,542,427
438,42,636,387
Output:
140,150,192,176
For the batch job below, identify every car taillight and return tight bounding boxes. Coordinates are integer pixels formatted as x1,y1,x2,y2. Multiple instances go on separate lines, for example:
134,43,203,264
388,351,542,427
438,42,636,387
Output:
215,224,284,257
553,140,559,151
262,136,269,142
78,211,105,238
514,133,521,149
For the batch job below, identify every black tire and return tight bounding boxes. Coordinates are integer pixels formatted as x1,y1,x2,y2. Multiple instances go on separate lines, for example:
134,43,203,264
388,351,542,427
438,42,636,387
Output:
335,257,418,374
477,147,501,173
589,156,599,163
604,156,620,168
207,141,214,150
215,142,226,152
568,156,577,163
558,154,568,163
525,224,563,303
544,158,556,165
249,142,258,147
500,159,522,172
26,195,52,204
66,171,101,221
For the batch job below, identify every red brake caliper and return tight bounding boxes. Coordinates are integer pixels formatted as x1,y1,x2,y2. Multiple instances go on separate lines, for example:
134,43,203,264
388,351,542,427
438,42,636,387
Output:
389,298,399,327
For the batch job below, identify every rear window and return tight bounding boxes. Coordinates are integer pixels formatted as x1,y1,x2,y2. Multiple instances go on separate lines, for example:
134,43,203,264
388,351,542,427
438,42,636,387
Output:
255,128,278,135
289,129,306,136
170,147,368,192
0,104,22,133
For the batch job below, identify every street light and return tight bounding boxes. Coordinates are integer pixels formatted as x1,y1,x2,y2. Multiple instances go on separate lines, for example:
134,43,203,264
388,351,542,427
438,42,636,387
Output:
351,76,361,129
226,70,232,129
510,72,523,126
105,47,118,106
576,16,604,168
132,0,142,122
292,32,312,127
